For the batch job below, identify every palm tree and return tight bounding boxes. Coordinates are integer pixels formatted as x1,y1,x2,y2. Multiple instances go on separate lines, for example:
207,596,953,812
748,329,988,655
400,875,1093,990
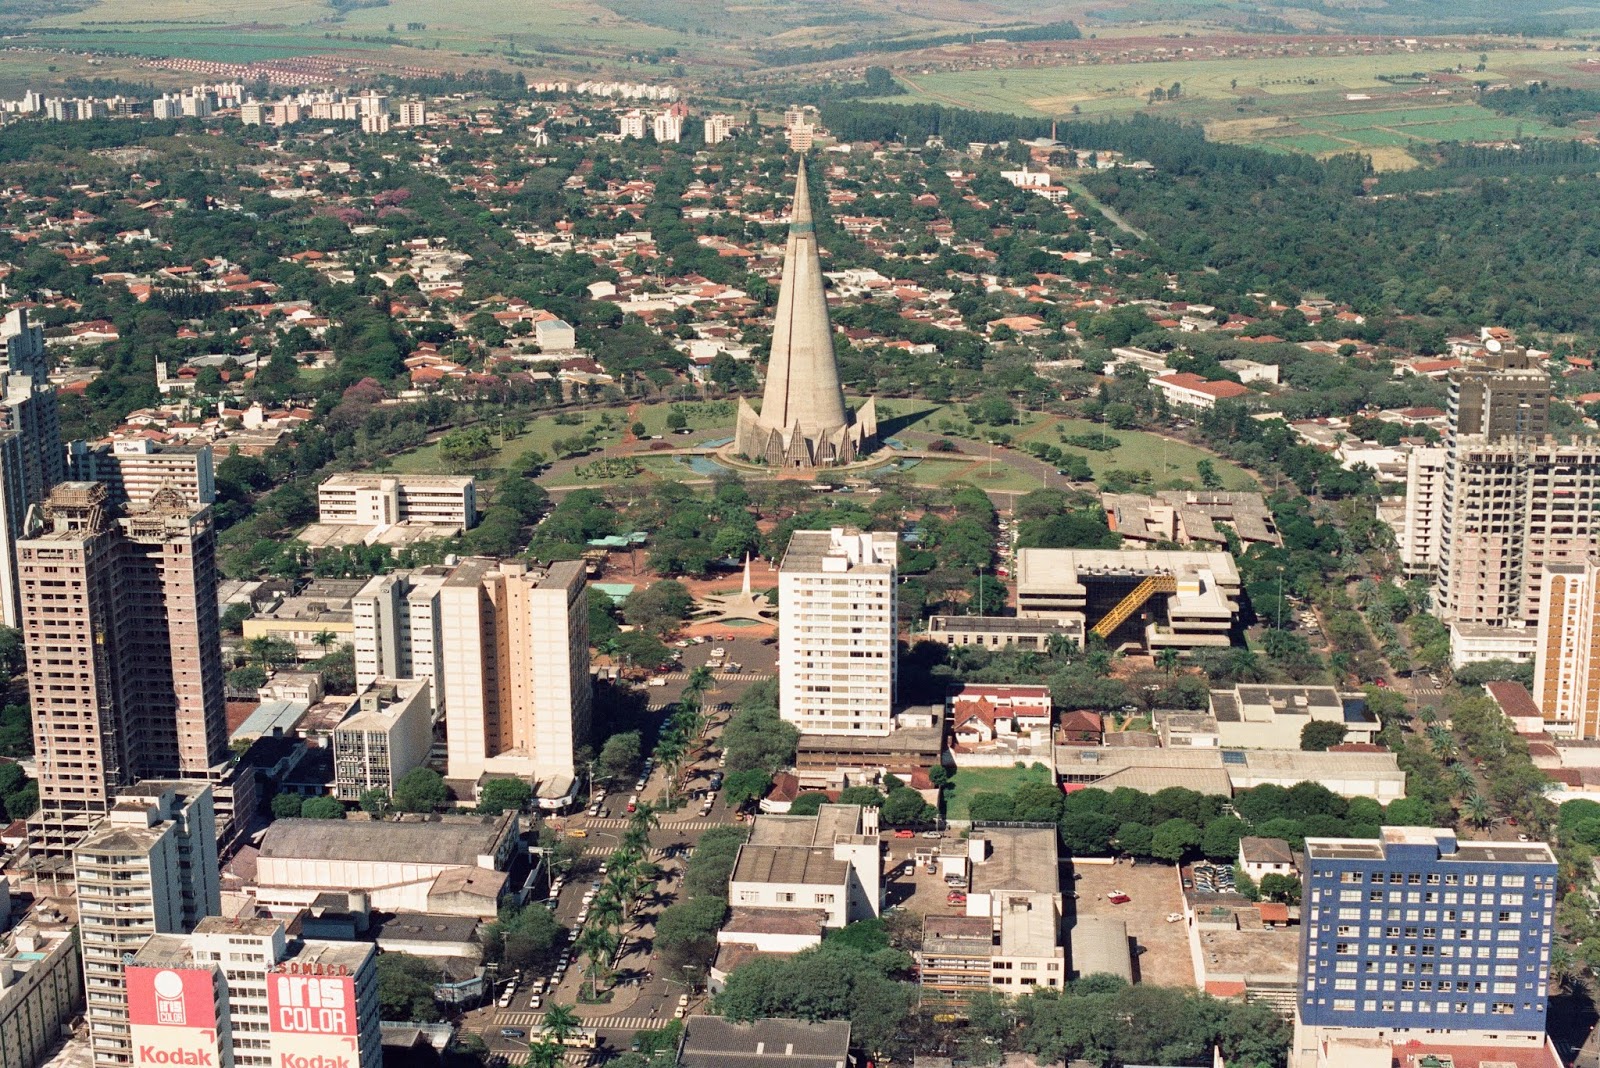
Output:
576,925,617,1000
524,1042,562,1068
684,665,715,702
541,1005,581,1045
1549,942,1576,993
1463,794,1494,829
1449,764,1476,794
312,629,338,655
626,801,661,843
1155,648,1180,676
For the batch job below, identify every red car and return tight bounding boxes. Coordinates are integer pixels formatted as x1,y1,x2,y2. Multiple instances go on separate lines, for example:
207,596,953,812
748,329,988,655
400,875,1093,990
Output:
893,829,915,839
1107,892,1132,905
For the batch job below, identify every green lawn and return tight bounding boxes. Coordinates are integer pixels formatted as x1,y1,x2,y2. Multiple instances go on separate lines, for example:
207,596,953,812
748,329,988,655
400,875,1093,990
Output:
388,401,732,482
1049,419,1257,491
945,763,1055,822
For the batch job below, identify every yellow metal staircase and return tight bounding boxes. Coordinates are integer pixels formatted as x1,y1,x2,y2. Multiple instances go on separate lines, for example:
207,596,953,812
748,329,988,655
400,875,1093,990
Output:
1092,574,1177,639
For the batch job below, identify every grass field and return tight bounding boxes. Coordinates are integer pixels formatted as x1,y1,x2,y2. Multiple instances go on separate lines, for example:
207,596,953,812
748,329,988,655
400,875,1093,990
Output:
945,763,1054,822
28,0,1082,66
891,51,1587,165
387,402,731,482
888,404,1257,492
1049,419,1258,490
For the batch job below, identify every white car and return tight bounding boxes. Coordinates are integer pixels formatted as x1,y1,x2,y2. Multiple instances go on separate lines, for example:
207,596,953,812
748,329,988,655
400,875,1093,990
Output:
528,994,542,1010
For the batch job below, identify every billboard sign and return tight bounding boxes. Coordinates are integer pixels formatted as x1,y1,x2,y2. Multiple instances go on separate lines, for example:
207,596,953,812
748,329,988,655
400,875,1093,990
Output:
128,966,221,1068
267,971,360,1068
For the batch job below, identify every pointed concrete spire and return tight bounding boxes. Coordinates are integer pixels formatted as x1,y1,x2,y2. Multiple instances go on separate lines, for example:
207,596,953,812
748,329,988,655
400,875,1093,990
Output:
735,163,876,468
758,165,847,436
741,553,752,596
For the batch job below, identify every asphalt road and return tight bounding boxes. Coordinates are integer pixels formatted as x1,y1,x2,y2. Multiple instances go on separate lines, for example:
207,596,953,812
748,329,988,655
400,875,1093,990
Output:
466,675,761,1063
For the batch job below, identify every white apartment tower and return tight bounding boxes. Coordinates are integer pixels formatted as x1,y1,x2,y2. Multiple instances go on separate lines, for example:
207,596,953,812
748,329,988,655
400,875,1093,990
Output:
778,528,897,735
396,100,428,127
704,113,735,145
619,110,647,139
73,782,220,1068
351,567,449,698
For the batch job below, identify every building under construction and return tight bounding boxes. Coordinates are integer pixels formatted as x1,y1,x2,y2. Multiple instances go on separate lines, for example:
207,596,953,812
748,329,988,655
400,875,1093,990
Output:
1015,548,1242,652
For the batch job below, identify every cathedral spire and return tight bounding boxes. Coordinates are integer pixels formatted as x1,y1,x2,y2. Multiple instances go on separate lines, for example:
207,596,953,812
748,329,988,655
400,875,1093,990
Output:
734,165,876,468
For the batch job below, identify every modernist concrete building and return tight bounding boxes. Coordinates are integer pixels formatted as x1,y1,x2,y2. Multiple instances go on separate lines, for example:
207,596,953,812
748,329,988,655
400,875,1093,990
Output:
332,678,433,801
1016,548,1241,652
1102,490,1282,550
778,529,897,736
21,484,230,855
734,168,876,467
1297,827,1557,1055
317,474,476,529
73,782,221,1068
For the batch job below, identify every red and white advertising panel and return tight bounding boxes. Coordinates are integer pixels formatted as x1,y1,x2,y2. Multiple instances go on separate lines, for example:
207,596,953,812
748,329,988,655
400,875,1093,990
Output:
267,971,360,1068
128,966,222,1068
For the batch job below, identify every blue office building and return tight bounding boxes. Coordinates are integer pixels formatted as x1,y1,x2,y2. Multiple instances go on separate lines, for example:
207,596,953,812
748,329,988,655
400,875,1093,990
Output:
1300,827,1557,1036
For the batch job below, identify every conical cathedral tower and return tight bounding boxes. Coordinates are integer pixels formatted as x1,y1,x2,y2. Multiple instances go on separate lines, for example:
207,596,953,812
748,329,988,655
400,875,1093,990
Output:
735,167,877,467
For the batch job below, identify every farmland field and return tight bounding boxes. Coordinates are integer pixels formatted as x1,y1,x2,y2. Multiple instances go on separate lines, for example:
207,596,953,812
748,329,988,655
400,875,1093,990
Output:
891,50,1591,165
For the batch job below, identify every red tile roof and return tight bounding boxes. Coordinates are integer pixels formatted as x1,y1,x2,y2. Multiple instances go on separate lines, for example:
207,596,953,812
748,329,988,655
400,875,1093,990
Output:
1485,680,1542,721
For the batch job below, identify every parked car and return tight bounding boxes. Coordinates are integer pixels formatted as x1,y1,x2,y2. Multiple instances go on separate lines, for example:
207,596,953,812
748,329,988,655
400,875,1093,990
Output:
528,994,542,1010
1107,891,1131,905
893,829,915,839
500,1029,527,1039
921,830,942,839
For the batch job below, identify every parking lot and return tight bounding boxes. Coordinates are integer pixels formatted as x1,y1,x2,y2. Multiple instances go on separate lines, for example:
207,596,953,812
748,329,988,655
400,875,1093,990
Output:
1068,859,1194,987
882,839,965,913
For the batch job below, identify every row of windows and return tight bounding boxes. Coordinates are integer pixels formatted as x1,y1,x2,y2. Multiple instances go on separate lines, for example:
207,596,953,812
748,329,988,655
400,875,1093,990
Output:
1322,998,1526,1016
1332,870,1528,888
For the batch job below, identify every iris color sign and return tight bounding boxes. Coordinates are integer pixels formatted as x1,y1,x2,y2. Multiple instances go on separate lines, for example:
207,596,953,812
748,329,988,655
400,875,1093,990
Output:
267,972,359,1068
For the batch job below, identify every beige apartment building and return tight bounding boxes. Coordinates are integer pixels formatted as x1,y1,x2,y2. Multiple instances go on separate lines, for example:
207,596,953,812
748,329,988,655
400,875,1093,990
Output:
438,558,590,788
20,484,230,855
1397,446,1447,576
1535,559,1600,739
778,529,898,737
66,438,215,510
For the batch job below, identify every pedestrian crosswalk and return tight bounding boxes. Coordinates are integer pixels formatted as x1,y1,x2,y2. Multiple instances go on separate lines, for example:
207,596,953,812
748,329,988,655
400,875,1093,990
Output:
581,1014,663,1032
661,671,770,682
585,817,724,831
485,1052,591,1067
